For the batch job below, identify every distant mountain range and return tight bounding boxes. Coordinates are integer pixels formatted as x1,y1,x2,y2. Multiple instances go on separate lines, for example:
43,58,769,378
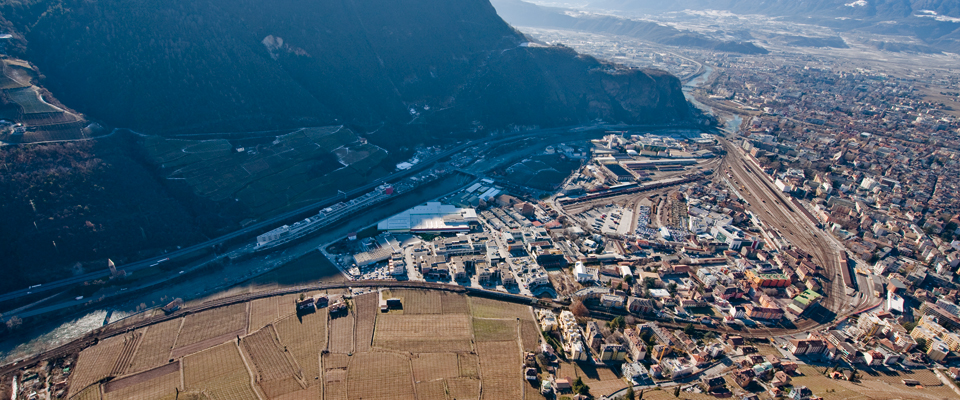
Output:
491,0,769,54
0,0,691,137
575,0,960,53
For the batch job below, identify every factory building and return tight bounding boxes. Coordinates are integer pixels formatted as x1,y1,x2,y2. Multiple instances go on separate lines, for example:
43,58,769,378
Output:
378,202,478,233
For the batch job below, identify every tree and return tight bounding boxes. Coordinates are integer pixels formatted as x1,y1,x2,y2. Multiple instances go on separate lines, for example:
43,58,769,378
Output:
5,316,22,331
667,282,678,294
625,385,635,400
684,323,696,337
571,301,589,318
674,385,681,397
609,316,626,331
573,377,591,396
915,337,927,351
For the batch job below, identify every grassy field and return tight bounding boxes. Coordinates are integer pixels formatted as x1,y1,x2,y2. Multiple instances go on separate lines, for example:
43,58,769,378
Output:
127,318,183,374
5,87,60,114
353,292,379,352
346,352,416,400
67,335,127,398
477,340,523,400
412,353,461,382
473,318,518,342
470,297,535,320
172,303,247,357
240,325,304,398
374,314,473,353
247,297,279,333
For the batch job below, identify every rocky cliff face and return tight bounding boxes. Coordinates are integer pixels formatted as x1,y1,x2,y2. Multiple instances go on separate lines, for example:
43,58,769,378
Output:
1,0,690,136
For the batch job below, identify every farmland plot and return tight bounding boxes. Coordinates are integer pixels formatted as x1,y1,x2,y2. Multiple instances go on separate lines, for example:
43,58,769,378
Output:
248,297,279,333
519,320,542,352
102,362,181,400
470,297,534,320
417,380,448,400
274,309,327,380
473,318,517,342
323,353,351,370
411,353,460,382
346,352,415,400
324,368,348,400
240,325,305,398
440,292,471,314
128,318,182,374
458,353,480,379
172,303,247,358
477,341,522,400
353,292,378,352
446,377,480,400
374,314,473,353
394,289,442,314
182,343,258,400
328,312,355,354
110,332,143,376
67,335,127,398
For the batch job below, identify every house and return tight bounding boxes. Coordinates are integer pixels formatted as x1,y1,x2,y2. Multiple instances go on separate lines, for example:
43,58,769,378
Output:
525,367,538,381
732,369,754,387
554,378,573,393
772,371,792,387
627,297,658,315
700,375,726,392
623,328,648,361
585,321,604,350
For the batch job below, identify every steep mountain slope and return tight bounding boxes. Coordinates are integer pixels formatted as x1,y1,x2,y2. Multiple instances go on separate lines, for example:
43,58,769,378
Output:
0,0,691,135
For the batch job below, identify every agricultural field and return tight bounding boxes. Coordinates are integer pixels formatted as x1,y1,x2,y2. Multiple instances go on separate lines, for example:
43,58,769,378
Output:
240,325,305,398
247,297,279,333
470,296,535,320
102,362,181,400
394,289,443,314
67,335,128,398
5,87,60,114
127,318,183,374
274,309,327,380
416,379,448,400
110,332,142,377
172,303,247,358
354,293,379,352
324,368,348,400
458,353,480,379
786,365,958,400
473,318,517,342
573,362,625,397
477,340,522,400
440,291,471,314
141,126,389,217
346,352,416,400
373,314,473,353
412,353,460,382
519,319,542,352
182,343,258,400
328,312,356,354
446,377,481,399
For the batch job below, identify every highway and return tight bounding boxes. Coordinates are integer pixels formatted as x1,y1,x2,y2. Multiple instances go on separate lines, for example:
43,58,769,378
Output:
1,123,694,305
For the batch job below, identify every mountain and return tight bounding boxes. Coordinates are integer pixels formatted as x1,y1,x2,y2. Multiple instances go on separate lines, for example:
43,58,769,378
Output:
491,0,768,54
0,0,691,136
580,0,960,53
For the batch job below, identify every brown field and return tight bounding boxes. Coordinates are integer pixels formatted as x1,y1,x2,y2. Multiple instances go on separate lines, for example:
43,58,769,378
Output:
417,379,448,399
278,293,302,318
274,309,327,380
240,325,305,398
173,303,247,357
575,362,624,397
470,297,534,320
459,353,480,379
128,318,183,374
323,353,352,370
324,368,347,400
248,297,279,333
374,314,473,353
519,320,542,352
328,312,356,354
446,377,481,399
68,335,127,398
395,289,442,314
102,363,181,400
353,292,379,352
110,332,142,377
473,318,517,342
182,343,258,400
346,352,416,400
477,341,522,400
269,384,319,400
440,292,471,314
786,365,958,400
412,353,461,382
72,385,103,400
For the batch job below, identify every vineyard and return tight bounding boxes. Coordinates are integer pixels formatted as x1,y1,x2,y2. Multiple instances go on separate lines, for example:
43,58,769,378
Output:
373,314,473,353
240,325,305,398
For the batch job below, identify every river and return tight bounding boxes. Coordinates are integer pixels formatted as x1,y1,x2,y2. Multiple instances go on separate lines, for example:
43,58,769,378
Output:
0,172,472,365
682,65,742,135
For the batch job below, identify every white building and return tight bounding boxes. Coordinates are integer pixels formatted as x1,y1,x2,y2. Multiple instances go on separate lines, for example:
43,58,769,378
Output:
574,261,593,282
378,202,478,233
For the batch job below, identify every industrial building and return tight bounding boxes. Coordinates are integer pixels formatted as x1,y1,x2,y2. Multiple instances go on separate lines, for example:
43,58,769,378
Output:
377,202,478,233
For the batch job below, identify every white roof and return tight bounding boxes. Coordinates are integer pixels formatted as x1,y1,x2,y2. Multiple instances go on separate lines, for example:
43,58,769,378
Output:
378,202,478,232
